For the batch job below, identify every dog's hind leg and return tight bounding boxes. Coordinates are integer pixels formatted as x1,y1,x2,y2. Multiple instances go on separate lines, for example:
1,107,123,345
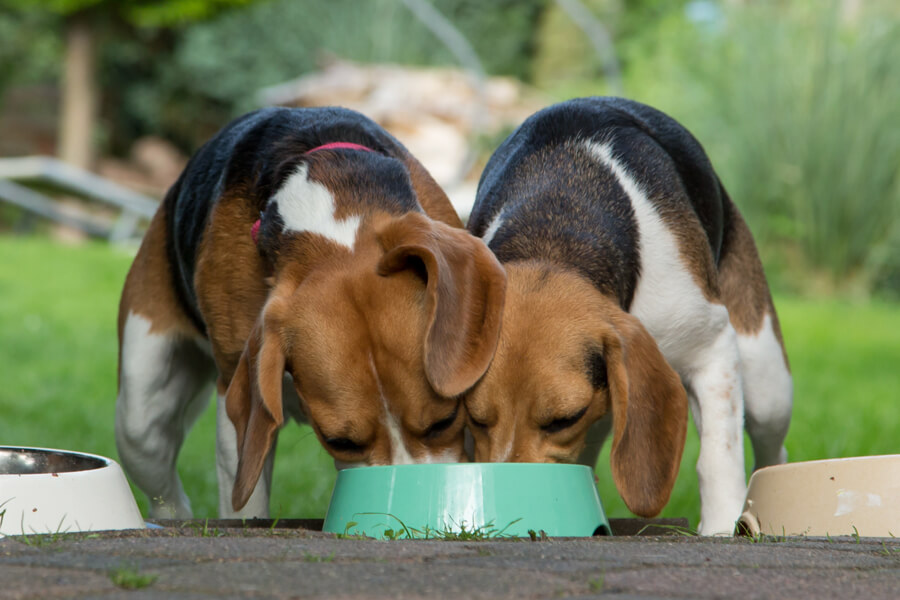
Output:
116,211,216,519
116,317,215,518
735,314,792,470
679,310,748,536
717,198,792,471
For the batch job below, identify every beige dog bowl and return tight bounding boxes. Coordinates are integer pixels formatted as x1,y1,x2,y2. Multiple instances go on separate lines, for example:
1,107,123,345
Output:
0,447,145,536
737,455,900,537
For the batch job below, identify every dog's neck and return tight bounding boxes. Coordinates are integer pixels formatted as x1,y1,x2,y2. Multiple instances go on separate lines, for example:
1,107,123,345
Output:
262,208,440,293
251,149,424,282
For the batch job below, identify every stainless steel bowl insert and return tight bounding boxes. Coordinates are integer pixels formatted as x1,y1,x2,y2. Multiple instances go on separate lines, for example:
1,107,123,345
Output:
0,447,108,475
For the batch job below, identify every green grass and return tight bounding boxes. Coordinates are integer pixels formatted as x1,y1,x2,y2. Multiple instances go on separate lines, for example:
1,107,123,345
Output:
108,565,158,590
0,235,337,519
343,515,521,540
1,236,898,528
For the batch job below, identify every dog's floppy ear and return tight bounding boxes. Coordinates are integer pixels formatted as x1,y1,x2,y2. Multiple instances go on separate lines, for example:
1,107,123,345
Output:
376,211,506,398
601,310,688,517
225,298,287,511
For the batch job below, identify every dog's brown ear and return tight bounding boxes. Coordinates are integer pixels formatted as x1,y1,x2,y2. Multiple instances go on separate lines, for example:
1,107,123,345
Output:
224,299,287,511
376,211,506,398
602,310,688,517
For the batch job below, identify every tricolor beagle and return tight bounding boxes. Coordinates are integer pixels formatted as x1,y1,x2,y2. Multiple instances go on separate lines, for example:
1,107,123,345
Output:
465,97,792,535
116,106,506,519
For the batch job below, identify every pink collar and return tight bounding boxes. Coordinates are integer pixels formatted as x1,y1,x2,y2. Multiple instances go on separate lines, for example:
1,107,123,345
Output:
305,141,374,154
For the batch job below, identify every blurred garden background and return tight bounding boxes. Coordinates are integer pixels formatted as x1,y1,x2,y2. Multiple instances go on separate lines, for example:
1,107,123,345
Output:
1,0,898,528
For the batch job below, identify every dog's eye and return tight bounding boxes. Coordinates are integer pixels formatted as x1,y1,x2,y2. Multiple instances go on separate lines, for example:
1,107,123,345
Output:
324,437,364,453
424,404,460,439
541,406,589,434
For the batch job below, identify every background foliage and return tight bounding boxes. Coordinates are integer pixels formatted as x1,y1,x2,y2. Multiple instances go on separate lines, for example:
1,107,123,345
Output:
630,2,900,296
3,0,896,294
545,0,900,297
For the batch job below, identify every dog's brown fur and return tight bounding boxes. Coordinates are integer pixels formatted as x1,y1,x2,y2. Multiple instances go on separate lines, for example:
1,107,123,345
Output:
465,264,686,517
225,211,506,508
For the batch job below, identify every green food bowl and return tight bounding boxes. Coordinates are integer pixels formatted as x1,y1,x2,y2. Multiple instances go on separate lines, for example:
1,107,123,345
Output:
322,463,610,538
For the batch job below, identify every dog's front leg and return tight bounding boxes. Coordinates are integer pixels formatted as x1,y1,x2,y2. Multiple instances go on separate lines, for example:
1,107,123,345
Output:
683,319,748,536
215,391,275,518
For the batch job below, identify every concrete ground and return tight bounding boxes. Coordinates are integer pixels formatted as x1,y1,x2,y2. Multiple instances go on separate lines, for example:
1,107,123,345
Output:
1,519,898,599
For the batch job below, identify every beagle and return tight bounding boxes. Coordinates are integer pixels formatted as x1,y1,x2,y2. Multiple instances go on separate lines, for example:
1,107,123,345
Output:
465,97,792,535
116,106,506,519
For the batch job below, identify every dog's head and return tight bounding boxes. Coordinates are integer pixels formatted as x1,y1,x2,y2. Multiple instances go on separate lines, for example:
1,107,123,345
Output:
224,149,505,510
463,264,687,517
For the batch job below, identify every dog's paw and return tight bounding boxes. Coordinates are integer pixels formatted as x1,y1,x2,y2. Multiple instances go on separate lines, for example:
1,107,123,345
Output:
697,517,739,536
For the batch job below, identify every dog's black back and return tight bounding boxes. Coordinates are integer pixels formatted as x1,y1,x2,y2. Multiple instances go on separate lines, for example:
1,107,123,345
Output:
163,106,419,334
469,97,725,310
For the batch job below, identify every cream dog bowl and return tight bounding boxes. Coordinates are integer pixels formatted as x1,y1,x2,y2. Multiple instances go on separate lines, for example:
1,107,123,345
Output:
737,455,900,537
0,447,145,536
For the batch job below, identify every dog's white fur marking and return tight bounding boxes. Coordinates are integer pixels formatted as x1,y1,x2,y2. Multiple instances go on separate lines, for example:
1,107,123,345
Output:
683,324,747,535
481,210,505,247
423,448,465,464
585,140,748,535
384,408,415,465
584,141,729,367
116,313,213,519
364,354,458,465
494,433,514,462
273,164,361,248
368,354,415,465
736,313,792,469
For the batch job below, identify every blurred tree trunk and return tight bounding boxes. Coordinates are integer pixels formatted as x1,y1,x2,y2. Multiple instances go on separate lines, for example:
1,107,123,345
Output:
58,12,97,170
